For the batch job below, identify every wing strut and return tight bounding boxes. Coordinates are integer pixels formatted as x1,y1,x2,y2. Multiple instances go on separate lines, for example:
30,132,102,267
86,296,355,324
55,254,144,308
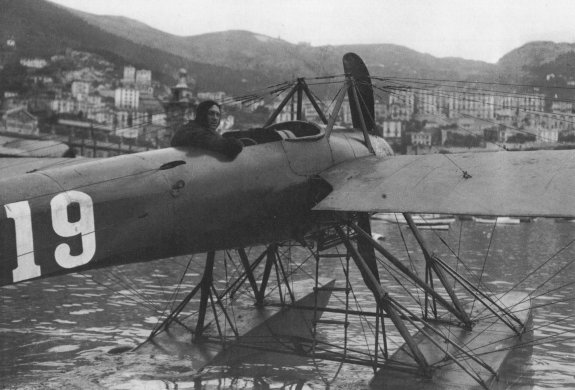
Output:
348,221,473,326
334,225,433,377
264,78,328,127
403,213,472,329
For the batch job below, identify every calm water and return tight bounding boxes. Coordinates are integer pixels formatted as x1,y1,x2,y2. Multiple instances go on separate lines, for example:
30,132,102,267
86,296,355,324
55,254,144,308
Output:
2,218,575,389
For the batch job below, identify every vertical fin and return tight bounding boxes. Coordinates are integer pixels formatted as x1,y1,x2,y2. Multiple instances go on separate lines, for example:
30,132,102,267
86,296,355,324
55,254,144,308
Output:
342,53,376,134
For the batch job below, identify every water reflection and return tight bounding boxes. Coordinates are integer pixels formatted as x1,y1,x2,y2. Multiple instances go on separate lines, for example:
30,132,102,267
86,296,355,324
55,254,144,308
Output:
1,219,575,388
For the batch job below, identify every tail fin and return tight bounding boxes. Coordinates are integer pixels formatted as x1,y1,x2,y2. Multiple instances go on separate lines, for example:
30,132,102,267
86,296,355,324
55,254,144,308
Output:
343,53,376,134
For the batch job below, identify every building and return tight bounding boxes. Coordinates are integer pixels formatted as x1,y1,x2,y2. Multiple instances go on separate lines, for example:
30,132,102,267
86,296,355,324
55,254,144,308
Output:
162,69,197,136
50,98,76,115
551,99,572,114
410,131,432,146
536,127,559,143
123,66,136,86
197,91,226,102
71,81,91,99
446,91,495,120
135,69,152,92
1,106,39,135
380,120,403,142
115,88,140,109
19,58,48,69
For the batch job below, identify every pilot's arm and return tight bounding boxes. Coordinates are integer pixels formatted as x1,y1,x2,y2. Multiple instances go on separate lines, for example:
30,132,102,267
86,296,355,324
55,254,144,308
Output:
171,122,243,158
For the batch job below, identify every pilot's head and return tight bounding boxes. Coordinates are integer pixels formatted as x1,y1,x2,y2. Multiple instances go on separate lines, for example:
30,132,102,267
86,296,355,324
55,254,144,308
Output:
196,100,221,132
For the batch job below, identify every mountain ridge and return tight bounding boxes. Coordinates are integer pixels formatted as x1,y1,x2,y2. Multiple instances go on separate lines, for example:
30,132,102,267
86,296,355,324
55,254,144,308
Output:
3,0,575,96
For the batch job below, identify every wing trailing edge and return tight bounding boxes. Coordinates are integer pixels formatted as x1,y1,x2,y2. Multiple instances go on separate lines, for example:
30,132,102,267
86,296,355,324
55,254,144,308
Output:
314,150,575,218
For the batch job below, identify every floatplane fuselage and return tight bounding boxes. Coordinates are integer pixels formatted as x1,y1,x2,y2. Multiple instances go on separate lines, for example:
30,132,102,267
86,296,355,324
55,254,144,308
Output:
0,128,388,286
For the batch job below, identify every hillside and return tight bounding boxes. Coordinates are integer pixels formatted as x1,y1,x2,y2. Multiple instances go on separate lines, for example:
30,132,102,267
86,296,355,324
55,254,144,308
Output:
52,1,499,82
0,0,278,94
3,0,575,98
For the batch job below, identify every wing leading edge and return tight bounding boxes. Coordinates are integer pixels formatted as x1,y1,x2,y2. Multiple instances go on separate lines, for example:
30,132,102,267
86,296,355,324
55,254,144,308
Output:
0,157,84,180
314,149,575,218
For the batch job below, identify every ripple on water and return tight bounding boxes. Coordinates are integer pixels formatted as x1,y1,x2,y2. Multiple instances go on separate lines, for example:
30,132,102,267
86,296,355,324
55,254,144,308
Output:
53,319,77,324
69,309,104,315
47,345,80,353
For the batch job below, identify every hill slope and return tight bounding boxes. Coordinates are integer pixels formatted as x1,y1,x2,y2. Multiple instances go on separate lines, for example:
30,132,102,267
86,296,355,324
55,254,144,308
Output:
1,0,278,93
4,0,575,97
60,1,498,82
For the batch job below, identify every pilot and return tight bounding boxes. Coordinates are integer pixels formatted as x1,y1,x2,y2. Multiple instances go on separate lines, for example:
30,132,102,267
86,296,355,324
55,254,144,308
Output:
171,100,243,158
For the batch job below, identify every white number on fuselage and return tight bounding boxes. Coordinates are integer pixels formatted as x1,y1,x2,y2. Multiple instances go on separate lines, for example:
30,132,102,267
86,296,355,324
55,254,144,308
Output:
51,191,96,269
5,201,40,283
5,191,96,283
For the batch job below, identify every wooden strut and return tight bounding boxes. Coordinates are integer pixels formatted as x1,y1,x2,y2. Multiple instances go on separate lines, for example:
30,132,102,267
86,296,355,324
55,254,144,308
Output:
194,251,240,342
349,221,473,327
337,222,496,386
403,213,523,333
238,247,260,299
264,78,328,127
403,213,472,329
237,243,295,306
334,225,433,377
147,251,240,343
325,80,349,138
257,245,276,305
312,230,352,374
194,251,216,341
431,254,524,333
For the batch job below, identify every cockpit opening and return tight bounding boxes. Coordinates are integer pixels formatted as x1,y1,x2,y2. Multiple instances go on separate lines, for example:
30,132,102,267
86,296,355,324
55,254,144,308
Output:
223,121,323,147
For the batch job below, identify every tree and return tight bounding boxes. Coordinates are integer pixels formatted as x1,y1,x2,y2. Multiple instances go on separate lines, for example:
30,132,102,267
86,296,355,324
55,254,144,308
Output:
506,133,536,144
0,61,27,94
444,132,483,148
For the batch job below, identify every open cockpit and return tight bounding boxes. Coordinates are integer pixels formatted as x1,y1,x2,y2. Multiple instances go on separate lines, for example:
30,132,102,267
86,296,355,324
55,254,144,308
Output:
223,120,324,146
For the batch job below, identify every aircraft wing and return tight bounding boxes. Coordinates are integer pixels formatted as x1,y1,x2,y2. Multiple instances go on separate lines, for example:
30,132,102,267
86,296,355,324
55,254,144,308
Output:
0,157,83,179
314,149,575,218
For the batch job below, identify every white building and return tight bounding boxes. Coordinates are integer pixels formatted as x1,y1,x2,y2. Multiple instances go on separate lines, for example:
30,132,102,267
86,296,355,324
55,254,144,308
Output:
2,107,39,135
536,127,559,143
115,88,140,109
411,131,432,146
19,58,47,69
71,81,91,99
50,98,76,114
123,66,136,85
381,120,403,139
197,91,227,102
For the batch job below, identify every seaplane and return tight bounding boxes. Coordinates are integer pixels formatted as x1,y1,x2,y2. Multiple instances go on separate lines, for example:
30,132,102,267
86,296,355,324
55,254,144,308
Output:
2,53,574,389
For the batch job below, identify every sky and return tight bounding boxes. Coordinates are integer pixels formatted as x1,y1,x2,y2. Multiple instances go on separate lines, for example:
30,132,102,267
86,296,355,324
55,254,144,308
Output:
48,0,575,64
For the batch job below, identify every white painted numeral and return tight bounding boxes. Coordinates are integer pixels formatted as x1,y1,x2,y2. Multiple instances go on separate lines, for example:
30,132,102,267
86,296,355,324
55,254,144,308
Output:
5,201,41,283
50,191,96,269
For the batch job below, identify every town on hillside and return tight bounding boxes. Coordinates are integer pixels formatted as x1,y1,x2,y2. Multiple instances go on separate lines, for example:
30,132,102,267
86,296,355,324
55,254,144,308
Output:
1,38,575,158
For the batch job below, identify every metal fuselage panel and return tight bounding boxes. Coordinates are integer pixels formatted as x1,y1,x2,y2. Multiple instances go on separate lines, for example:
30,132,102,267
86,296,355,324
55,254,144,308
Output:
0,132,370,286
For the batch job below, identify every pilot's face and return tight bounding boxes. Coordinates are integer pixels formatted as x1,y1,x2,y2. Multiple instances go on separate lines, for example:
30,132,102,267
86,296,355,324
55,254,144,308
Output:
206,105,221,131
